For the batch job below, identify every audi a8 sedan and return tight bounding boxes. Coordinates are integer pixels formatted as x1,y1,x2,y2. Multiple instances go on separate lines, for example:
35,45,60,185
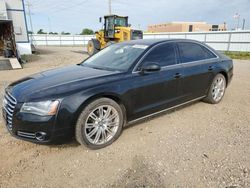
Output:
2,39,233,149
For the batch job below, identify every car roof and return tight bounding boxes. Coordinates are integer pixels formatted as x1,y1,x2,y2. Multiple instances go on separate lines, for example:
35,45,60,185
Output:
121,38,204,46
120,38,219,56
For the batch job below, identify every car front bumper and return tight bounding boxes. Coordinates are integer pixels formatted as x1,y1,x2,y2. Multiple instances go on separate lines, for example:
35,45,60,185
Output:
2,107,73,143
2,91,73,143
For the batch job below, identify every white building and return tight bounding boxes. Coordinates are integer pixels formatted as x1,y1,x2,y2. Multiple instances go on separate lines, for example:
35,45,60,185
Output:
0,0,31,56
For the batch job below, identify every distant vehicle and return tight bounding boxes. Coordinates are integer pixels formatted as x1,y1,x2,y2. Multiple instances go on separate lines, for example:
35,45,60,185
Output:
87,14,143,56
2,39,233,149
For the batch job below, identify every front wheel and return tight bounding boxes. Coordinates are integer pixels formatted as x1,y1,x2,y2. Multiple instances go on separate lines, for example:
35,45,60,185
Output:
75,98,124,149
87,39,100,56
203,73,226,104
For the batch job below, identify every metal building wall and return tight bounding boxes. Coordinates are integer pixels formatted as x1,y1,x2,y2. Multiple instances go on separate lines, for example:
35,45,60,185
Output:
4,0,29,43
1,0,31,55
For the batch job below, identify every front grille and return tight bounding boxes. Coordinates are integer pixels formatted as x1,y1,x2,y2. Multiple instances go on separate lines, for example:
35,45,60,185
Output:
3,91,17,130
17,131,36,139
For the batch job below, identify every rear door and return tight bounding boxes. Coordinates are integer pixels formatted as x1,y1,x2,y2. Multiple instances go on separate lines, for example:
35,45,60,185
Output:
177,42,218,101
129,42,183,119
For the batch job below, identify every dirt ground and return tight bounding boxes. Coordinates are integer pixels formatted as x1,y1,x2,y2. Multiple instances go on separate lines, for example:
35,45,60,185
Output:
0,47,249,188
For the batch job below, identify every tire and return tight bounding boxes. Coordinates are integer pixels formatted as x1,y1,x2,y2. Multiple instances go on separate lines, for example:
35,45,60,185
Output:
87,39,100,56
75,98,124,149
203,73,226,104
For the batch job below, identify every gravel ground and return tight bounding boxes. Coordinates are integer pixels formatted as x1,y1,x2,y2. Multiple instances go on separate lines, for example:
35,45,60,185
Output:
0,47,249,188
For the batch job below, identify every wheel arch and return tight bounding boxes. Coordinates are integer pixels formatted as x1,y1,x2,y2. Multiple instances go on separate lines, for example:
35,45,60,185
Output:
72,92,127,128
218,71,228,87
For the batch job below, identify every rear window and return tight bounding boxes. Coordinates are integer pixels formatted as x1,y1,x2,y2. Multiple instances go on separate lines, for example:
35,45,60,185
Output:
178,42,216,63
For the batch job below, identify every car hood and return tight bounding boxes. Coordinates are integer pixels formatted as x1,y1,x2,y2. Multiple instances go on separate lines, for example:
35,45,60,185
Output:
8,65,122,102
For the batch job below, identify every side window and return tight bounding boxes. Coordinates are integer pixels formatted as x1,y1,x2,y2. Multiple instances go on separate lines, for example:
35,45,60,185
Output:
141,43,176,67
178,42,216,63
201,46,217,59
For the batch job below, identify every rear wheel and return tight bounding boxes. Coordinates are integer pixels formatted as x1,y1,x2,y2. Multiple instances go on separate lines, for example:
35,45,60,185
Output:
75,98,124,149
203,73,226,104
87,39,100,56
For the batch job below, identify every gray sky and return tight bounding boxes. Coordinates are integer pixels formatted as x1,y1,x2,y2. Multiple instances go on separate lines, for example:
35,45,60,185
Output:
29,0,250,34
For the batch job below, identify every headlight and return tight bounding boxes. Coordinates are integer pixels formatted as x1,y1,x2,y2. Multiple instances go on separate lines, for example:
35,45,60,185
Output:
20,100,60,116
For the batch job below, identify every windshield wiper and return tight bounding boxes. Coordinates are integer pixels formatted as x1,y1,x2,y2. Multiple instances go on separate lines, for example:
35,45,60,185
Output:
81,64,108,70
91,66,107,70
81,63,122,72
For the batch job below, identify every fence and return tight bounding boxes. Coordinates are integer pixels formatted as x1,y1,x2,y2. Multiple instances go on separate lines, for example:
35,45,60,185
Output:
30,30,250,52
29,34,93,46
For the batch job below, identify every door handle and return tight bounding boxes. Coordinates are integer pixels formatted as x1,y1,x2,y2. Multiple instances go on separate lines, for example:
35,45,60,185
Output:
174,73,182,79
208,66,214,71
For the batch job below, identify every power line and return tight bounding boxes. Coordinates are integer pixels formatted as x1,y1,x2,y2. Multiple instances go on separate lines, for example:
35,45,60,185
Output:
32,0,69,12
49,0,89,15
25,0,36,45
25,1,34,33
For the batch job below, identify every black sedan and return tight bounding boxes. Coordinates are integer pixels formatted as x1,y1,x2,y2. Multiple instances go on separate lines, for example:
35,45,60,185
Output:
2,39,233,149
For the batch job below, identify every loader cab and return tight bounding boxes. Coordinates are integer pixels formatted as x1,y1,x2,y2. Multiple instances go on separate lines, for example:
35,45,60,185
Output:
104,15,128,39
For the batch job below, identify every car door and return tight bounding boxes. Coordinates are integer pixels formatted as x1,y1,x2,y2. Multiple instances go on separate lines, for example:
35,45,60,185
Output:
177,42,217,101
128,42,183,120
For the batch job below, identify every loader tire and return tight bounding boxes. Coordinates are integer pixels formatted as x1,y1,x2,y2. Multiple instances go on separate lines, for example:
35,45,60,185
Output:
87,39,100,56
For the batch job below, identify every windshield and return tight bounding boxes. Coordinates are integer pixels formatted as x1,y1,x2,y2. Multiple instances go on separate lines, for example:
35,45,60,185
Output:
115,17,127,27
82,44,148,71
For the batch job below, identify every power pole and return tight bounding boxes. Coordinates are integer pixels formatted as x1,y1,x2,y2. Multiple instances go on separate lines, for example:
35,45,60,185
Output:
234,13,240,30
242,19,245,30
48,17,52,33
26,1,34,34
109,0,111,15
237,16,240,30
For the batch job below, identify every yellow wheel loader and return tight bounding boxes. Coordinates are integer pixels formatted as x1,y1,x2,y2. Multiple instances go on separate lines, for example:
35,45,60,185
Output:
87,15,143,56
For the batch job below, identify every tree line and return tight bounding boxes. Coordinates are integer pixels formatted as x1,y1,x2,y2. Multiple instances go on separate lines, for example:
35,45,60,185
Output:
28,28,94,35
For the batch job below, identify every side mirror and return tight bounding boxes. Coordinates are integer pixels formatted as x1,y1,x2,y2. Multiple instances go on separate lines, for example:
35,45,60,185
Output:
141,63,161,73
99,17,102,23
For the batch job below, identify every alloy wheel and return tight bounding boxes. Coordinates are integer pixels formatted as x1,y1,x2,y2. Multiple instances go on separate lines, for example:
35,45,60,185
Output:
84,105,120,145
212,75,226,102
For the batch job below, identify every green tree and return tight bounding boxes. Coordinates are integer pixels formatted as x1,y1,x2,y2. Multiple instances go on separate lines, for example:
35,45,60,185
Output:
61,31,71,35
28,31,33,34
49,32,58,35
37,29,47,34
80,28,94,35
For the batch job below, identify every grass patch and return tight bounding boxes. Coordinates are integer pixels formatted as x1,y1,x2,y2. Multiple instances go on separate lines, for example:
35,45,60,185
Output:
223,51,250,60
